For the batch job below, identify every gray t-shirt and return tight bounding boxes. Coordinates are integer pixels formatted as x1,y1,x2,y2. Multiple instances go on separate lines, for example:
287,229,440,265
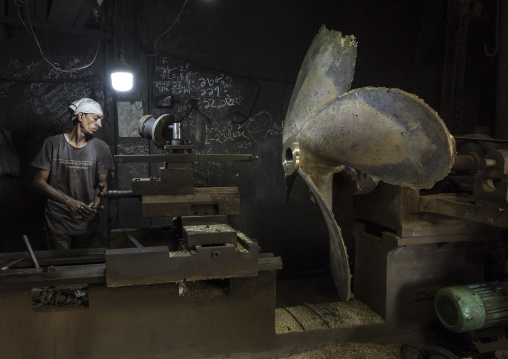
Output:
32,134,114,234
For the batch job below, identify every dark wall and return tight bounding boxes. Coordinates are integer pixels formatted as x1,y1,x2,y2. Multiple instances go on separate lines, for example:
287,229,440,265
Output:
0,22,114,250
0,0,499,277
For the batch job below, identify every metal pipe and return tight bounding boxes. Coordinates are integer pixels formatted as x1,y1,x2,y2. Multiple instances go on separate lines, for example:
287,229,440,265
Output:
172,122,181,140
0,258,25,271
495,0,508,138
484,159,497,168
452,154,482,172
22,235,40,269
99,190,136,199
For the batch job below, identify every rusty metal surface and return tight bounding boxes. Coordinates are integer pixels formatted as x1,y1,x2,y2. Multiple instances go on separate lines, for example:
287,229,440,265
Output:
282,26,455,301
353,224,486,324
138,114,177,148
0,248,106,268
283,25,357,143
183,223,238,247
0,271,279,359
0,263,106,289
473,148,508,204
181,215,228,225
296,87,455,190
381,229,503,247
110,227,179,249
419,194,508,229
353,182,503,238
115,153,257,163
131,167,195,195
106,230,263,287
282,26,358,301
299,171,351,301
141,186,240,217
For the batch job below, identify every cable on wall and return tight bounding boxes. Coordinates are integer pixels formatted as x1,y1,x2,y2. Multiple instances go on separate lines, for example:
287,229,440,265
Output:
15,0,105,73
146,0,189,57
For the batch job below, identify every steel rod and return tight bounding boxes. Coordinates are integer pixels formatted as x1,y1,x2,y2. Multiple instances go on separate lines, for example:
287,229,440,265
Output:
22,235,40,269
115,154,257,164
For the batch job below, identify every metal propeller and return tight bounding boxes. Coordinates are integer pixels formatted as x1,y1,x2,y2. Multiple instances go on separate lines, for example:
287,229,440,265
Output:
282,26,455,301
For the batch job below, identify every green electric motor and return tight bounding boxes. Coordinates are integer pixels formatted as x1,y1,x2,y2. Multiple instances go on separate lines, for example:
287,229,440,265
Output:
435,282,508,333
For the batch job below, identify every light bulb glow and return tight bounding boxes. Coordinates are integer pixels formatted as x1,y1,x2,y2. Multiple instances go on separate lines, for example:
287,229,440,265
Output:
111,72,133,91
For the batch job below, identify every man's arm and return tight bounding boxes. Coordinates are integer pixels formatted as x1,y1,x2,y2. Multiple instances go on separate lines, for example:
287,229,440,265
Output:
33,168,94,220
91,173,108,208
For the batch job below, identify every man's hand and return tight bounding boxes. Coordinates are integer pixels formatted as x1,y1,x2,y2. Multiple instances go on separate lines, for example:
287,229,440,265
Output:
79,202,98,222
34,169,100,222
66,198,97,221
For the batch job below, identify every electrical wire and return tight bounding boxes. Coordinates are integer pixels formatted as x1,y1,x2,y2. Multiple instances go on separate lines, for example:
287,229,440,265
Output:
146,0,189,57
120,0,125,48
16,0,105,73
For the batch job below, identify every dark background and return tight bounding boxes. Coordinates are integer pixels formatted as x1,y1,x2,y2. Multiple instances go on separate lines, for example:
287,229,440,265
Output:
0,0,501,278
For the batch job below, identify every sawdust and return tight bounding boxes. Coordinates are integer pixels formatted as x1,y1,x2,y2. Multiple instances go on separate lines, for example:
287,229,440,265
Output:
274,342,401,359
179,279,229,299
168,250,191,257
275,300,382,334
185,224,235,234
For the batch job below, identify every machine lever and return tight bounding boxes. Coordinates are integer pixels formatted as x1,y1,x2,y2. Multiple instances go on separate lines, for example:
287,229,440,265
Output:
97,183,106,210
0,258,25,271
22,235,40,269
125,232,146,252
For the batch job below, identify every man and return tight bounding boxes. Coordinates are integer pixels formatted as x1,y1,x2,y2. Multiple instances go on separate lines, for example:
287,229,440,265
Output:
32,98,114,249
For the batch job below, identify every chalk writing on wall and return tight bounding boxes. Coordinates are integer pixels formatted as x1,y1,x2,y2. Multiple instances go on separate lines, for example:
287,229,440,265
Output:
116,139,150,189
0,59,41,98
0,57,106,139
153,57,245,117
185,110,282,147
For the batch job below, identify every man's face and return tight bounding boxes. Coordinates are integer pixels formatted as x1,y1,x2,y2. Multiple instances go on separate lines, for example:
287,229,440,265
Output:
79,113,103,135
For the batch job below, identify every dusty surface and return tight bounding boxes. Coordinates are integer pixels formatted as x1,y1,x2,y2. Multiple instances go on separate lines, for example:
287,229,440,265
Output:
275,299,383,334
179,279,229,299
274,342,401,359
185,224,235,234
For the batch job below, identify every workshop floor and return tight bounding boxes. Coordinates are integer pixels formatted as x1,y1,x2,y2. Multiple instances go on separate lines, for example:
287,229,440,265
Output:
244,274,415,359
277,342,401,359
268,275,504,359
275,274,384,334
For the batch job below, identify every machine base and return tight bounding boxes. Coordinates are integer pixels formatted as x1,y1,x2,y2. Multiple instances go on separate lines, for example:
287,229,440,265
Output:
0,270,277,359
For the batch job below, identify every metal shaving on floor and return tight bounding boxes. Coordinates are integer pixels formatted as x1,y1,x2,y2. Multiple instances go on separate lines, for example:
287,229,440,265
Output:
274,342,401,359
275,299,383,334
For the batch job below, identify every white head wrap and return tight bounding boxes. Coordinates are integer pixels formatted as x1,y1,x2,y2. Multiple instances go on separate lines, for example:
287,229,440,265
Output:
69,98,103,120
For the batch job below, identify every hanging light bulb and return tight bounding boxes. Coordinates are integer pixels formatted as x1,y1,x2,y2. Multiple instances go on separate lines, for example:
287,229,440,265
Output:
111,49,133,91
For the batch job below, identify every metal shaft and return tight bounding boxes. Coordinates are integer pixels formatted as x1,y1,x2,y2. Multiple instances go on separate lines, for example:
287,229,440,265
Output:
22,235,40,269
99,190,136,199
172,122,181,140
